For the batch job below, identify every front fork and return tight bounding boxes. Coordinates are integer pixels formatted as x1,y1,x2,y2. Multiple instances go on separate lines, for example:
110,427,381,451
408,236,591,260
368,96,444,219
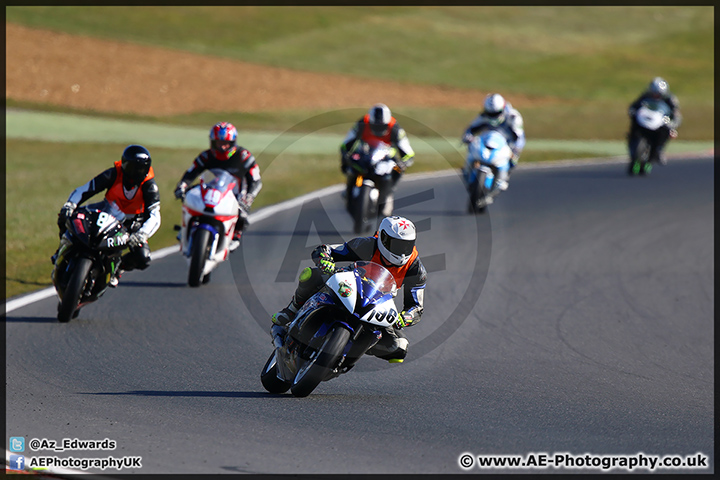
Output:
185,223,219,259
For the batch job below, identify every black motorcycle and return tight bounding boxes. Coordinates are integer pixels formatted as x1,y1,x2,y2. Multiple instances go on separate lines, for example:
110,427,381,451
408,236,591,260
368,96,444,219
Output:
628,98,675,176
51,201,129,322
345,141,399,234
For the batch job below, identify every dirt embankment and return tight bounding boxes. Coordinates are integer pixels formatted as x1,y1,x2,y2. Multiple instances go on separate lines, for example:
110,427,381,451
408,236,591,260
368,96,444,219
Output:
6,23,543,117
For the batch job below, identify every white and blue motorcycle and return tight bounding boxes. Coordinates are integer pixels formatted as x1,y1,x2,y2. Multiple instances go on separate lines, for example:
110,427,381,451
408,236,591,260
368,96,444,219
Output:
463,130,514,214
261,261,400,397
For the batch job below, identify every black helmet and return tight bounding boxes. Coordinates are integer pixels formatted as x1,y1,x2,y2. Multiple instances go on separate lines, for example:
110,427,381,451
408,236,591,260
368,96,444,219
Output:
648,77,669,98
121,145,152,188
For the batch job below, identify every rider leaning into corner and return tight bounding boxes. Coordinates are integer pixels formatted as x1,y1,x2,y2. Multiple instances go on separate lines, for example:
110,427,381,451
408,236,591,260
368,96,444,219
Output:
340,104,416,217
628,76,681,166
461,93,525,192
52,145,161,287
271,216,428,364
173,122,262,247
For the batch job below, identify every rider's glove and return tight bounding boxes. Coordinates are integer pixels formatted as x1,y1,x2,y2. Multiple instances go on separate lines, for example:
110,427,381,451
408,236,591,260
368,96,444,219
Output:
462,133,475,144
128,231,148,248
317,251,336,275
174,182,188,200
395,308,420,329
395,157,413,173
58,202,76,228
669,128,678,139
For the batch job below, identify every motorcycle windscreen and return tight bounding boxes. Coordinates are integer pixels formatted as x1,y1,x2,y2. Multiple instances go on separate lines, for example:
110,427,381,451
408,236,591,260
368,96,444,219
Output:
353,261,398,308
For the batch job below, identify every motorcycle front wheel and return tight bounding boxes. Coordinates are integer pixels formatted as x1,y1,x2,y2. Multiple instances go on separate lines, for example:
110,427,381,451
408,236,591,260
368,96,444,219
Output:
469,175,487,214
188,228,212,287
57,257,92,323
260,351,292,394
291,325,350,397
353,185,375,234
629,135,651,176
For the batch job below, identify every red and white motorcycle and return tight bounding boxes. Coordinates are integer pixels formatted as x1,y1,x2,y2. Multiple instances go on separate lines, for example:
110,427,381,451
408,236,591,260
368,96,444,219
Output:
176,169,240,286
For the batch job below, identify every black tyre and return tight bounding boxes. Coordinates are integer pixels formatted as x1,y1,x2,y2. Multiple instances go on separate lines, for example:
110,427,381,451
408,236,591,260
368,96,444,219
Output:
629,136,650,176
638,138,651,176
353,186,370,234
188,228,211,287
57,257,92,323
291,325,350,397
260,351,292,394
469,177,486,214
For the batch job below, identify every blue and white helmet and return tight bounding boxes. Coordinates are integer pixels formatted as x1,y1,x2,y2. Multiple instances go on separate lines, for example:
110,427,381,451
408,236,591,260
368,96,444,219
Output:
377,216,416,266
483,93,507,127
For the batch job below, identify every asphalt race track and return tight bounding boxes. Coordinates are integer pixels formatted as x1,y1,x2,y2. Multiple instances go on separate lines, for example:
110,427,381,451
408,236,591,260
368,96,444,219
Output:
5,156,714,475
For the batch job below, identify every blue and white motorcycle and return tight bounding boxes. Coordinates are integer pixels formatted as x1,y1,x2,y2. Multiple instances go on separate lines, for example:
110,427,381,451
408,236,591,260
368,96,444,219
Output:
462,130,513,214
261,261,400,397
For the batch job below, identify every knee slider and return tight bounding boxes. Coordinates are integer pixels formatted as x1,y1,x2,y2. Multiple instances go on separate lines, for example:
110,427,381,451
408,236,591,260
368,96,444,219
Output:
299,266,314,283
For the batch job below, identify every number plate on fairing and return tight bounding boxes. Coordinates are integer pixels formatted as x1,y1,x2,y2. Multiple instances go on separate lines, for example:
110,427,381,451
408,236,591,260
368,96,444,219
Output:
360,298,398,327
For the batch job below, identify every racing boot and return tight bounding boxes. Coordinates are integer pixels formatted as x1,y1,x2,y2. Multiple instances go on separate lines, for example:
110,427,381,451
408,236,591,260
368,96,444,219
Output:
109,267,124,288
51,236,72,265
271,299,300,327
229,229,242,252
230,214,247,252
367,328,409,363
270,299,300,346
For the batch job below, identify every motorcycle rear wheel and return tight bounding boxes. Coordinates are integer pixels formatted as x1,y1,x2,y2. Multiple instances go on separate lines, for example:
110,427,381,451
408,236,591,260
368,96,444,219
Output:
291,325,350,397
188,228,211,287
260,351,292,394
57,257,92,323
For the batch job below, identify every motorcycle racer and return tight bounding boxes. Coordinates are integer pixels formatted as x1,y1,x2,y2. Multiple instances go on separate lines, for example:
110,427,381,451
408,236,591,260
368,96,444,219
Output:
340,104,415,217
461,93,525,180
628,77,681,166
174,122,262,244
52,145,161,286
271,216,427,363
